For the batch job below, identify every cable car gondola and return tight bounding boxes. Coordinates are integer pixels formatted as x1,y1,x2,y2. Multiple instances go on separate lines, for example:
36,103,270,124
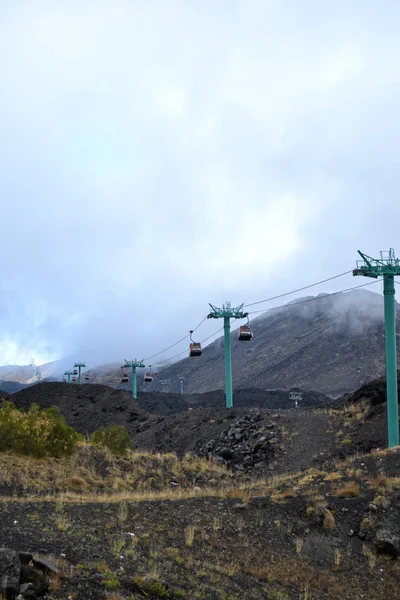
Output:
238,317,253,341
120,367,129,383
72,377,76,382
144,365,153,383
73,369,78,375
189,330,202,357
85,375,90,381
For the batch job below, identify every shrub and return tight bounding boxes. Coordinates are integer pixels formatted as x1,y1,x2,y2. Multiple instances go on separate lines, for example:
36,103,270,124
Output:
90,423,131,455
0,401,82,457
149,580,169,598
335,481,360,498
323,509,336,529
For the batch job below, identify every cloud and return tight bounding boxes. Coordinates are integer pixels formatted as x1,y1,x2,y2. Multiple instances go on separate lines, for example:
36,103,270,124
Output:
0,0,399,366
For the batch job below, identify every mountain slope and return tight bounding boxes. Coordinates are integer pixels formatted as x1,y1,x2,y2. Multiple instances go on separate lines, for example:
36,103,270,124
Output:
145,289,396,396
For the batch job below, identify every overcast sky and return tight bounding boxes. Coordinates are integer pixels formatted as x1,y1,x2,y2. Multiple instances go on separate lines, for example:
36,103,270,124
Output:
0,0,398,368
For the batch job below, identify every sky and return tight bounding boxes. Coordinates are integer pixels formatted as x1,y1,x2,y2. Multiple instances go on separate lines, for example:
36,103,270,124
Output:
0,0,399,369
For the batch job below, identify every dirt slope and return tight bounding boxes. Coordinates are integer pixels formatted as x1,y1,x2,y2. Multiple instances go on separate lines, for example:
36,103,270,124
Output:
131,387,328,415
9,382,155,436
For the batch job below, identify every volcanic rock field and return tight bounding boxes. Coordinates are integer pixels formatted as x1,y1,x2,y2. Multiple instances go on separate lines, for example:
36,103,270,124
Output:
0,377,399,599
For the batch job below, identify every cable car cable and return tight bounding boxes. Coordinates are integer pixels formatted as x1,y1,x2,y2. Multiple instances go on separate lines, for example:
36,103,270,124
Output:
143,334,189,362
143,316,209,362
154,327,224,367
140,270,365,368
246,280,379,315
243,269,353,308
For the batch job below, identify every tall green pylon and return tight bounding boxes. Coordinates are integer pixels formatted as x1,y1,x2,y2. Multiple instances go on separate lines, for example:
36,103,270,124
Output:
208,302,248,408
74,362,86,385
123,359,145,399
64,371,73,383
223,316,233,408
353,249,400,447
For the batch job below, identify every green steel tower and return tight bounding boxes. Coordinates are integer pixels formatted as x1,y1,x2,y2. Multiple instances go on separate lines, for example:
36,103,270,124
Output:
64,371,73,383
123,359,145,399
74,362,86,385
353,248,400,447
207,302,249,408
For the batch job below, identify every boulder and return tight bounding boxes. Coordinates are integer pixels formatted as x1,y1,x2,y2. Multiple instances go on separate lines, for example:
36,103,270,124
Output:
17,555,32,567
0,548,21,600
31,558,58,576
375,529,400,558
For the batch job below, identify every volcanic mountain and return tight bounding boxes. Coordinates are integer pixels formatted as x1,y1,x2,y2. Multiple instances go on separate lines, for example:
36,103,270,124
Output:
134,289,398,397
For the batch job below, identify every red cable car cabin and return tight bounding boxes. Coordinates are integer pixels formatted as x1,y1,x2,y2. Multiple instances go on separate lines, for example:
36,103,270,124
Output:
189,342,202,357
238,325,253,341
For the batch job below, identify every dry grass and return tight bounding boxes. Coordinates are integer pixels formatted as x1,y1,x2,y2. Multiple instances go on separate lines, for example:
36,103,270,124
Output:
324,472,342,481
323,509,336,529
334,481,360,498
247,557,345,599
184,525,195,547
0,445,230,497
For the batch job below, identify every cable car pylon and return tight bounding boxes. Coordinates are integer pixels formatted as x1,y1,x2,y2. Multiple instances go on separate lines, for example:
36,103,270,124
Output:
74,362,86,385
64,371,73,383
207,302,249,408
123,359,145,399
353,248,400,448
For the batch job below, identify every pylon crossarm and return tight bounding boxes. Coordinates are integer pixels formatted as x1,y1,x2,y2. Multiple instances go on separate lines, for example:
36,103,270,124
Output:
208,303,248,319
354,249,400,278
357,250,374,267
124,359,145,368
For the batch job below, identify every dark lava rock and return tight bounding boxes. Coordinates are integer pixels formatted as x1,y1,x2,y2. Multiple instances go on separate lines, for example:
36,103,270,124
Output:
17,554,32,567
31,558,58,575
218,447,234,460
375,528,400,558
199,411,276,473
0,548,21,600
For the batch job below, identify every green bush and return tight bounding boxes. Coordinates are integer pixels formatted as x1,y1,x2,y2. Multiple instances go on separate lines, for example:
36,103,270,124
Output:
0,401,82,457
90,423,131,455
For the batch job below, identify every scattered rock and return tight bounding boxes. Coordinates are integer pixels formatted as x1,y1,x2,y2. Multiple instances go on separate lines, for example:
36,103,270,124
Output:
0,547,21,599
218,448,234,460
199,412,277,473
19,582,35,597
31,558,58,576
375,529,400,558
17,554,32,567
234,503,248,510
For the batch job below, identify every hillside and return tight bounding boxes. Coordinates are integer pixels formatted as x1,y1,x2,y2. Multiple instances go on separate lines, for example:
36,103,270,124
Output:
2,289,396,397
0,377,399,599
10,382,155,437
142,289,396,397
0,380,28,394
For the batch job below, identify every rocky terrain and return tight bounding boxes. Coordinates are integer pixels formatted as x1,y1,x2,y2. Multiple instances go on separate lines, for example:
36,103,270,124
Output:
0,375,399,599
9,382,155,438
